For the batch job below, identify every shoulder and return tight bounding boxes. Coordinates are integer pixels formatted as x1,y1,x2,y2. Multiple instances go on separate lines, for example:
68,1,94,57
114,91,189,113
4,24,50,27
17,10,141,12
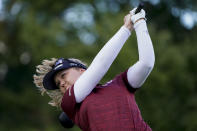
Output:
61,85,78,119
112,70,137,93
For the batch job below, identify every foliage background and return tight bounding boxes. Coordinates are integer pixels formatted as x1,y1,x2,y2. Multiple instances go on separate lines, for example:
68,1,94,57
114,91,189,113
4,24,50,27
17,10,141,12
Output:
0,0,197,130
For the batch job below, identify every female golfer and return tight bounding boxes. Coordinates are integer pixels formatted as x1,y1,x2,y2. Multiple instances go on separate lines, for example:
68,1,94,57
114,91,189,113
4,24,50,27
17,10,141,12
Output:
34,8,155,131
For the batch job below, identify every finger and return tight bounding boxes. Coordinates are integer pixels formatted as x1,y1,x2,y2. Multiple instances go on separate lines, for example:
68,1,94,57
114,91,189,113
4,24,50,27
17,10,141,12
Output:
125,14,131,20
124,16,126,23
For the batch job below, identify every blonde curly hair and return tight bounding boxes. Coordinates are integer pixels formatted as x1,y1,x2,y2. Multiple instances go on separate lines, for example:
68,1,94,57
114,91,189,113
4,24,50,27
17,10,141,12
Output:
33,58,87,108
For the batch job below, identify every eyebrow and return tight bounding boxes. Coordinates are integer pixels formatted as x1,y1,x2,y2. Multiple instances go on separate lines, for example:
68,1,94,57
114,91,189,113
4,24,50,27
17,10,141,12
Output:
54,70,67,85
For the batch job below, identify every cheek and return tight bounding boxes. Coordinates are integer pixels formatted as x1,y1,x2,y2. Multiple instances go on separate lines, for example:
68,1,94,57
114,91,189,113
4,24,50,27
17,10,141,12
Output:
68,72,81,84
70,75,79,83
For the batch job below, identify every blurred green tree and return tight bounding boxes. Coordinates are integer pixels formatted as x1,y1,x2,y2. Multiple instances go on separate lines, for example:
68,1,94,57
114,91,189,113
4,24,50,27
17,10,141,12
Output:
0,0,197,131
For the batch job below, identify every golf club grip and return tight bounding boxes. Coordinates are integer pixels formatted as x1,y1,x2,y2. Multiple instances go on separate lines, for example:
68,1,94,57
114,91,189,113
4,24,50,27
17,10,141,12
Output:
135,3,144,14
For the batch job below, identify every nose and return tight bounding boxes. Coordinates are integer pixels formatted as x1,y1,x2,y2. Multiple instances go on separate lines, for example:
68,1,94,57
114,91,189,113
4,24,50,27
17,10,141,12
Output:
60,80,65,88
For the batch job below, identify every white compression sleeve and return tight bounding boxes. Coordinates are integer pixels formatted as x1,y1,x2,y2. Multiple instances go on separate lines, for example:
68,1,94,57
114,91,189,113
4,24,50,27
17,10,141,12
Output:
127,20,155,88
74,26,131,103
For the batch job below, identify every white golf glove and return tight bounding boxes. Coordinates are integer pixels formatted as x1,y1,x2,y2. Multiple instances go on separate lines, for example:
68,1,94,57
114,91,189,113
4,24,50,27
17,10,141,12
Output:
130,8,146,25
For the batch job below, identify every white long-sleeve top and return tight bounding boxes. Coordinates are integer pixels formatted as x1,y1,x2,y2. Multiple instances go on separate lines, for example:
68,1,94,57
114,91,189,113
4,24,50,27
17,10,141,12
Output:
74,20,155,103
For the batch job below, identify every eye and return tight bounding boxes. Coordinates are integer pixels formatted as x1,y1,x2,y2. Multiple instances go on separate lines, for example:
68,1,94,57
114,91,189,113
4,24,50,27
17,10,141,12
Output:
61,72,66,79
56,81,60,88
61,72,67,79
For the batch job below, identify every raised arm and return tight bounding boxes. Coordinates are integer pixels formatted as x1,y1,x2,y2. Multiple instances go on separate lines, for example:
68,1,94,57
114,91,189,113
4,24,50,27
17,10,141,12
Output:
127,9,155,88
74,15,133,103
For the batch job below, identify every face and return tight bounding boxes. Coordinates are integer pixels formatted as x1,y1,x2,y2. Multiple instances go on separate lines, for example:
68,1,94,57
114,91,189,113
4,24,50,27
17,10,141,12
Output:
54,68,85,93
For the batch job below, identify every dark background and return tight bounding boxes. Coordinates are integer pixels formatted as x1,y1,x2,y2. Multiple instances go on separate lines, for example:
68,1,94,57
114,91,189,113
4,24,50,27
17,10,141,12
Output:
0,0,197,130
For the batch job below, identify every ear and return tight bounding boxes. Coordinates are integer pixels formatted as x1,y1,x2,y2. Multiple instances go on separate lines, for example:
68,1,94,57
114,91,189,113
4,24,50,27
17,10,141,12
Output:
79,68,86,73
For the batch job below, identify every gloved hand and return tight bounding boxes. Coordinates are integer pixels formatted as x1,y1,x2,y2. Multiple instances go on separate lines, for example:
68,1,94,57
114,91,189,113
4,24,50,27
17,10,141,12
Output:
130,8,146,25
58,112,74,128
